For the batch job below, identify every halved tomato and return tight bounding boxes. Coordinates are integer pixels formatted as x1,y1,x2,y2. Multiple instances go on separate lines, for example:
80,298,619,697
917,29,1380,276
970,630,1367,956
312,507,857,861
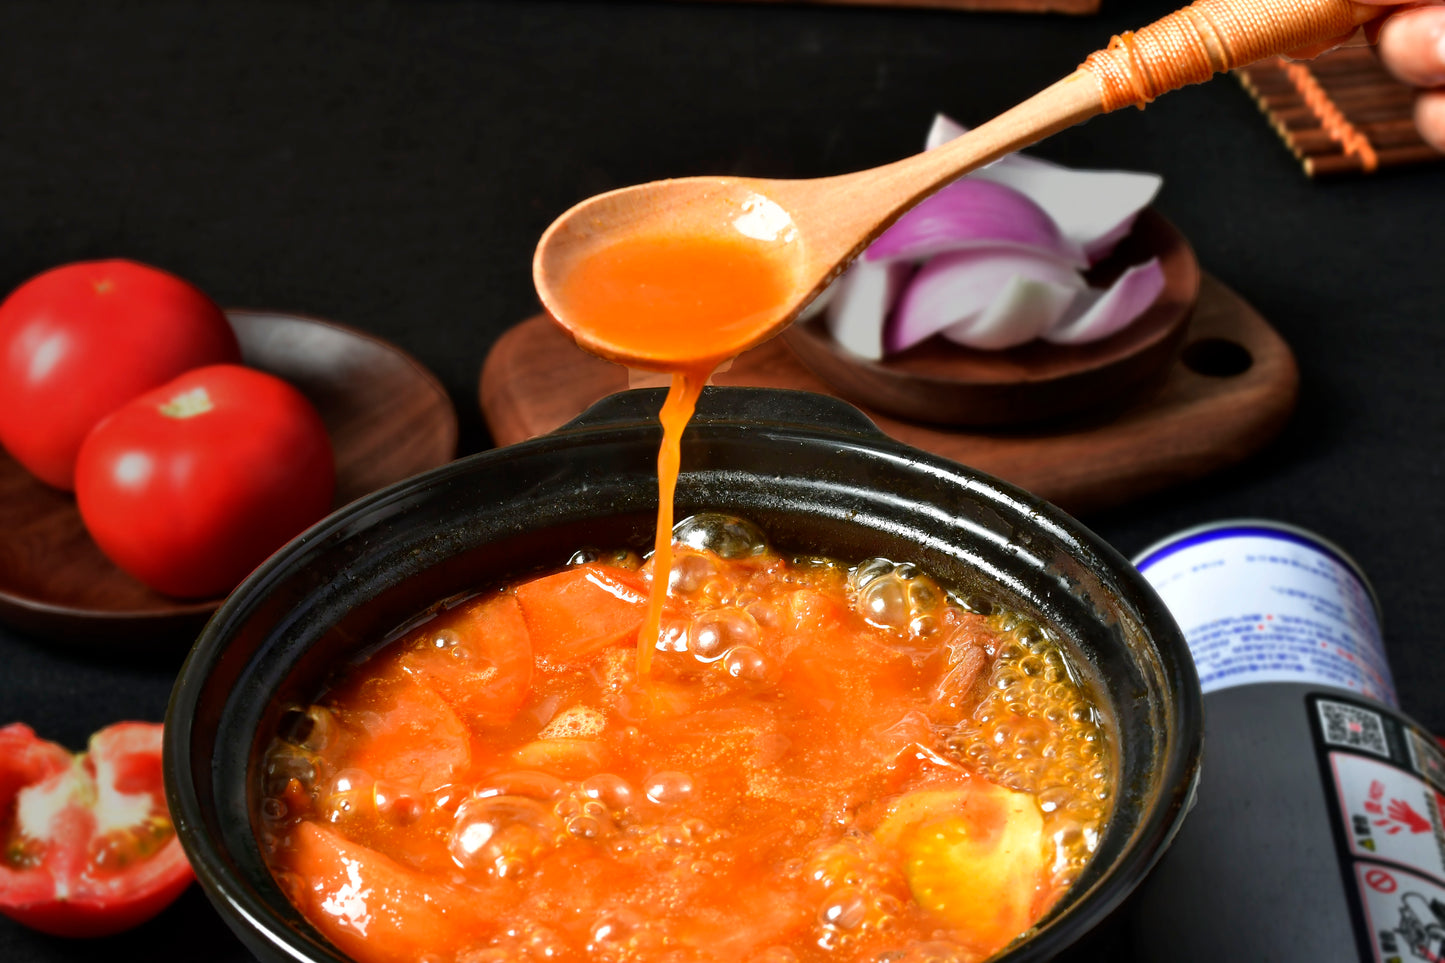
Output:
0,722,194,937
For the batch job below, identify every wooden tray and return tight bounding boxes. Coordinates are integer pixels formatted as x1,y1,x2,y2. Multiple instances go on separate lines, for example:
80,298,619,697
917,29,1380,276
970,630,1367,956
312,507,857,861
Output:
480,273,1297,516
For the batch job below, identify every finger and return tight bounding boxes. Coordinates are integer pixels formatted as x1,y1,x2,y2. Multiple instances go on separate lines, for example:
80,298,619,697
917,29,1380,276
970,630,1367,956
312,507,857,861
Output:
1416,88,1445,151
1283,2,1442,60
1377,5,1445,86
1363,1,1443,44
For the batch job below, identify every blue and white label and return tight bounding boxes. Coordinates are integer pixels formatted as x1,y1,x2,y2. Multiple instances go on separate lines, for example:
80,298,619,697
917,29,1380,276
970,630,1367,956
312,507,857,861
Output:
1135,524,1396,706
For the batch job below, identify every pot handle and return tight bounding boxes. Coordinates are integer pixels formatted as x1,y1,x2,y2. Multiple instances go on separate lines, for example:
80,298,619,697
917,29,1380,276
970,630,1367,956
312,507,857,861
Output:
554,387,890,441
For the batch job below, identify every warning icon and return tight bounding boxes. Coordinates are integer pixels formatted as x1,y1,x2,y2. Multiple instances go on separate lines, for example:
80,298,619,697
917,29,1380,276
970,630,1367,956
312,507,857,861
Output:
1391,892,1445,961
1333,754,1445,882
1357,864,1445,963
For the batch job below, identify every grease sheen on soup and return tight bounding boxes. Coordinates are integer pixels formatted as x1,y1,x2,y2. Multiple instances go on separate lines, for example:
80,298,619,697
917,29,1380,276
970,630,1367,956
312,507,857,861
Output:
257,514,1111,963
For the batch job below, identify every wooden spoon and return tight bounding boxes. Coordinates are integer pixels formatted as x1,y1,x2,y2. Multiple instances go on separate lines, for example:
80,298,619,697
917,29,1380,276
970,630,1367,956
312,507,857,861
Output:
534,0,1380,371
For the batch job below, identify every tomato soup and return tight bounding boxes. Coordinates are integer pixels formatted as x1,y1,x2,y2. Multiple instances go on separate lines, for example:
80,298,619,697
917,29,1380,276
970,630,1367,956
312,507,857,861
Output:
554,231,797,370
258,514,1111,963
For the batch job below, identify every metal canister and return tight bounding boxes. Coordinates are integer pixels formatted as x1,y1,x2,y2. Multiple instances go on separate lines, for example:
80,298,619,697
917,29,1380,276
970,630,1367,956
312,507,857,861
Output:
1126,520,1445,963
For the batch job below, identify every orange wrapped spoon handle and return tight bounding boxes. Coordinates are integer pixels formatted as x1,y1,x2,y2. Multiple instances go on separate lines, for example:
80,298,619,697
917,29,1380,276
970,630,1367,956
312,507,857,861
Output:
1082,0,1379,112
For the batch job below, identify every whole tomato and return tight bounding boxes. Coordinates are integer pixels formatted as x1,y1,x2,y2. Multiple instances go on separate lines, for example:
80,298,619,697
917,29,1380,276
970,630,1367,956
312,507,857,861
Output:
75,364,335,599
0,721,195,937
0,259,241,490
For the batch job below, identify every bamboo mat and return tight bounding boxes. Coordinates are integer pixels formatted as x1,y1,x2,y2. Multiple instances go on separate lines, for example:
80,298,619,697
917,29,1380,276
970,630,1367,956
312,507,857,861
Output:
693,0,1099,14
1235,46,1443,177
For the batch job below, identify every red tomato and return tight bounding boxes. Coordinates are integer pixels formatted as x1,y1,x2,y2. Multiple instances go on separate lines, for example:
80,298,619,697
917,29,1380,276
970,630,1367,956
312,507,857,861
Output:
74,364,335,598
0,260,240,490
0,722,194,937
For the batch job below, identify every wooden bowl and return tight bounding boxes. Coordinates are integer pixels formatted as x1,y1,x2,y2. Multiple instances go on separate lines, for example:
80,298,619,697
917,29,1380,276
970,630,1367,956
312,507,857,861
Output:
0,310,458,651
780,209,1200,428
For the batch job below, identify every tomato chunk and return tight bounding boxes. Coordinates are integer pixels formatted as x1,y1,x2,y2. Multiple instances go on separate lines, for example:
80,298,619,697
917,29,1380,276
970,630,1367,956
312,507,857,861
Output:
397,593,533,727
513,563,648,666
872,778,1049,955
333,667,473,792
0,722,194,937
276,822,493,963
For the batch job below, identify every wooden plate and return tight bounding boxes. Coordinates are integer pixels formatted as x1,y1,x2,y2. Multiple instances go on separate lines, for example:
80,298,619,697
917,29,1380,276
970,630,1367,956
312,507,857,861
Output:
0,310,458,651
780,209,1200,427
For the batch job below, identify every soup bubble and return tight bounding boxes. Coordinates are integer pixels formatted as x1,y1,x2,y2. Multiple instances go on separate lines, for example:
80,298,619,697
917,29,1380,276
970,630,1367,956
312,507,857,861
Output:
672,513,768,559
818,886,870,931
723,645,772,683
588,907,645,953
449,796,563,877
329,767,373,796
669,552,718,594
691,609,758,662
319,768,373,822
581,773,636,810
643,770,695,806
262,744,320,796
850,557,894,591
473,771,569,802
859,577,909,631
565,814,607,839
277,705,335,752
568,548,639,569
909,614,940,639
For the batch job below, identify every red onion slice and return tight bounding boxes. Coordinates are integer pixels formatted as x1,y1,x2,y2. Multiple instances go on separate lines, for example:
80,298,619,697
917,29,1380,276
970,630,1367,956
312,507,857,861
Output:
925,114,1162,265
1044,258,1167,345
886,249,1084,354
823,259,915,360
945,274,1083,350
866,179,1086,268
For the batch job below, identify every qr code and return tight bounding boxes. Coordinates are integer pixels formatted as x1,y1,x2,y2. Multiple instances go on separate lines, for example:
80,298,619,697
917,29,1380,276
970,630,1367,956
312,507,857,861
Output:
1318,699,1390,757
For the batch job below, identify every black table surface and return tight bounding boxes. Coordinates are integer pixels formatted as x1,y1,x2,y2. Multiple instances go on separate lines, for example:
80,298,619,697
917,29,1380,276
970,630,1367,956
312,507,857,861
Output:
3,1,1441,960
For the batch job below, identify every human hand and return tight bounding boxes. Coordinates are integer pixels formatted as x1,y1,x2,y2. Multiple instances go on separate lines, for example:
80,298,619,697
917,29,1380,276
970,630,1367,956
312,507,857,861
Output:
1323,1,1445,151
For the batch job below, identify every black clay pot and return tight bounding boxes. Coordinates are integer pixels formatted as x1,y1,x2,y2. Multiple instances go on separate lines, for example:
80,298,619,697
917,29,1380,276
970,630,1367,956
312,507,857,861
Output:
165,386,1202,963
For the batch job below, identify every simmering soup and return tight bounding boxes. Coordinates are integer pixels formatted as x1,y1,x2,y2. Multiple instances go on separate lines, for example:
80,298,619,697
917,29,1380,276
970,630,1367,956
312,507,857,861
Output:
257,514,1111,963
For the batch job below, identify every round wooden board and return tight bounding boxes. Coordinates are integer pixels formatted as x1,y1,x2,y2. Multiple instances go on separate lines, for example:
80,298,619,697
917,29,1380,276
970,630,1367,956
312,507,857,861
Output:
480,273,1297,517
0,310,458,651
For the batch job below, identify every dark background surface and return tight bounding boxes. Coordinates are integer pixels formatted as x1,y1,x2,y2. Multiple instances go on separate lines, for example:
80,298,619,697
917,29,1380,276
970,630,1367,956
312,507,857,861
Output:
2,0,1441,959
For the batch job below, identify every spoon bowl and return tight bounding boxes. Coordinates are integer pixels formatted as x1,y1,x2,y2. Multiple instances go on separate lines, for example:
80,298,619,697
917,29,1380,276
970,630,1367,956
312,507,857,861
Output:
535,176,810,368
533,0,1376,372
